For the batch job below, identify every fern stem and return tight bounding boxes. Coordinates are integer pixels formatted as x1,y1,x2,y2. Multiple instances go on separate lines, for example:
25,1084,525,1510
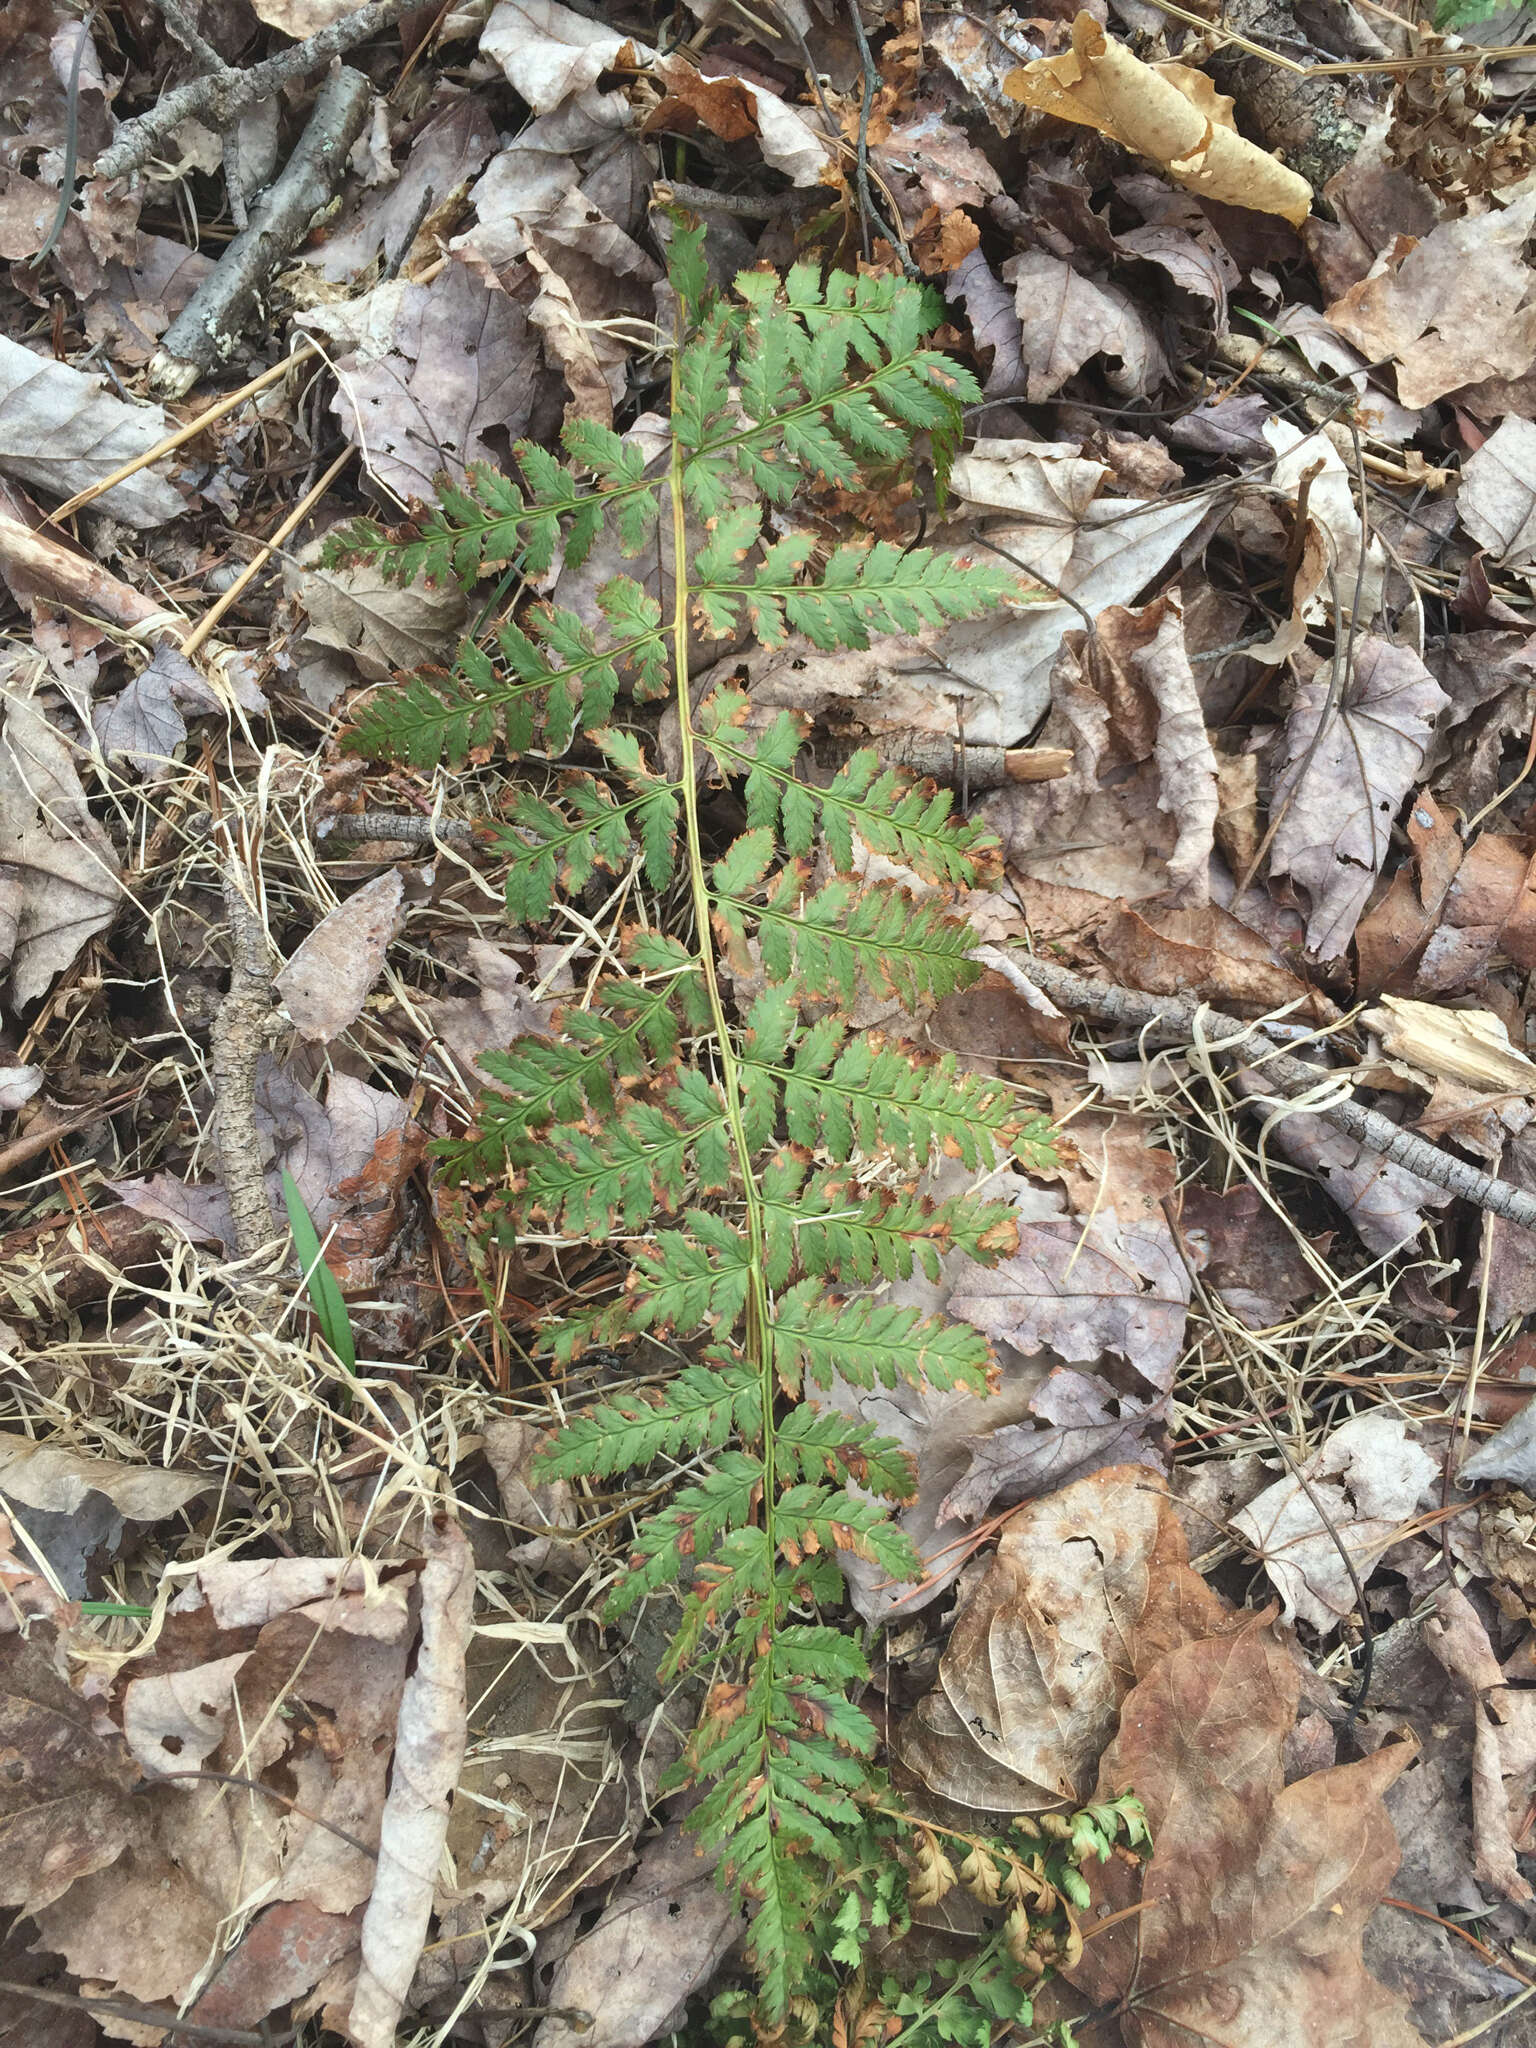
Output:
667,313,781,1785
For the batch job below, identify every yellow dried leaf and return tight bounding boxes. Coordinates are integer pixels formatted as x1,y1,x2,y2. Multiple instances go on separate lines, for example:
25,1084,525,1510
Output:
1004,14,1311,227
910,1831,959,1908
960,1845,1003,1905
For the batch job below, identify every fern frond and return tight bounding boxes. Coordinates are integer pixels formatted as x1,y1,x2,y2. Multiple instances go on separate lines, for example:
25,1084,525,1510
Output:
762,1165,1019,1288
536,1357,761,1479
342,224,1063,2029
769,1281,997,1397
526,1075,730,1233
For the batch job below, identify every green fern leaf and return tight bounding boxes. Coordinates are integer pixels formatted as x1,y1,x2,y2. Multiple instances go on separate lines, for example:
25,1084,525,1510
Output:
343,229,1065,2028
538,1357,761,1480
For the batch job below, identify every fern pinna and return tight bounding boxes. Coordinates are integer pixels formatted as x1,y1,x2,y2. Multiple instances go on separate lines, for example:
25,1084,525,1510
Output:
331,226,1061,2017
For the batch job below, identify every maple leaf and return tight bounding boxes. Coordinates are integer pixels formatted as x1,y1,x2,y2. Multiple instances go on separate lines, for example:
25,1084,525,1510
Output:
1064,1620,1422,2048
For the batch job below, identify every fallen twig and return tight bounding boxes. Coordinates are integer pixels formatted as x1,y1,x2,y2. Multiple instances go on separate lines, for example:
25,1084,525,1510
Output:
150,67,373,399
317,810,480,847
975,946,1536,1235
210,848,278,1258
95,0,401,182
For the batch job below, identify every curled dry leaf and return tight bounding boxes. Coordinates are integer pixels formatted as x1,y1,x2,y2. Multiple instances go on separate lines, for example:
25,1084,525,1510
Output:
275,869,404,1044
349,1513,475,2048
480,0,654,117
896,1466,1232,1811
1231,1412,1438,1631
1004,13,1312,225
0,1433,208,1523
1064,1621,1423,2047
1255,420,1389,662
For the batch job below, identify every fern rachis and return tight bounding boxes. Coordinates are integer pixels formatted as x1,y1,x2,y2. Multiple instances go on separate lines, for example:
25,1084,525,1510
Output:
331,228,1110,2023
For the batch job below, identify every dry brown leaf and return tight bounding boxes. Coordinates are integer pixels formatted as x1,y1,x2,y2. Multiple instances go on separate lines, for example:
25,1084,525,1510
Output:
1354,787,1462,997
1231,1413,1437,1631
949,1193,1189,1394
305,261,540,504
952,439,1113,582
480,0,654,114
527,243,623,428
1254,421,1389,661
1177,1183,1316,1330
1004,247,1169,402
0,1434,209,1599
349,1513,474,2048
1457,416,1536,582
896,1467,1232,1810
187,1902,363,2033
1268,638,1449,960
296,551,468,685
645,57,759,143
1092,594,1217,900
0,684,121,1010
1324,190,1536,410
1423,1583,1536,1906
426,940,553,1087
481,1416,589,1576
275,869,404,1045
937,1367,1165,1528
0,1627,139,1914
1065,1620,1422,2047
945,246,1026,398
532,1821,740,2048
1412,829,1536,994
315,98,499,284
94,642,267,781
1233,1075,1454,1254
248,0,366,35
113,1063,420,1258
1094,899,1327,1017
0,332,183,527
46,1547,421,2030
1004,14,1311,225
0,1436,208,1524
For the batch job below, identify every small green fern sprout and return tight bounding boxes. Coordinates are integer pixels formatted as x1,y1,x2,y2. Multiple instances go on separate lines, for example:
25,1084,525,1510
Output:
334,224,1058,2021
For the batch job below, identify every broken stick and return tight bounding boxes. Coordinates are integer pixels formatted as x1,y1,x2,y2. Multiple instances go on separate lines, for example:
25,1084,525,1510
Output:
149,66,372,399
975,946,1536,1235
95,0,401,183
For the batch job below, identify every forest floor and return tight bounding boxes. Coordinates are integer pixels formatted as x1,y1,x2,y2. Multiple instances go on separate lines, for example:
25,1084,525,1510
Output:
7,0,1536,2042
